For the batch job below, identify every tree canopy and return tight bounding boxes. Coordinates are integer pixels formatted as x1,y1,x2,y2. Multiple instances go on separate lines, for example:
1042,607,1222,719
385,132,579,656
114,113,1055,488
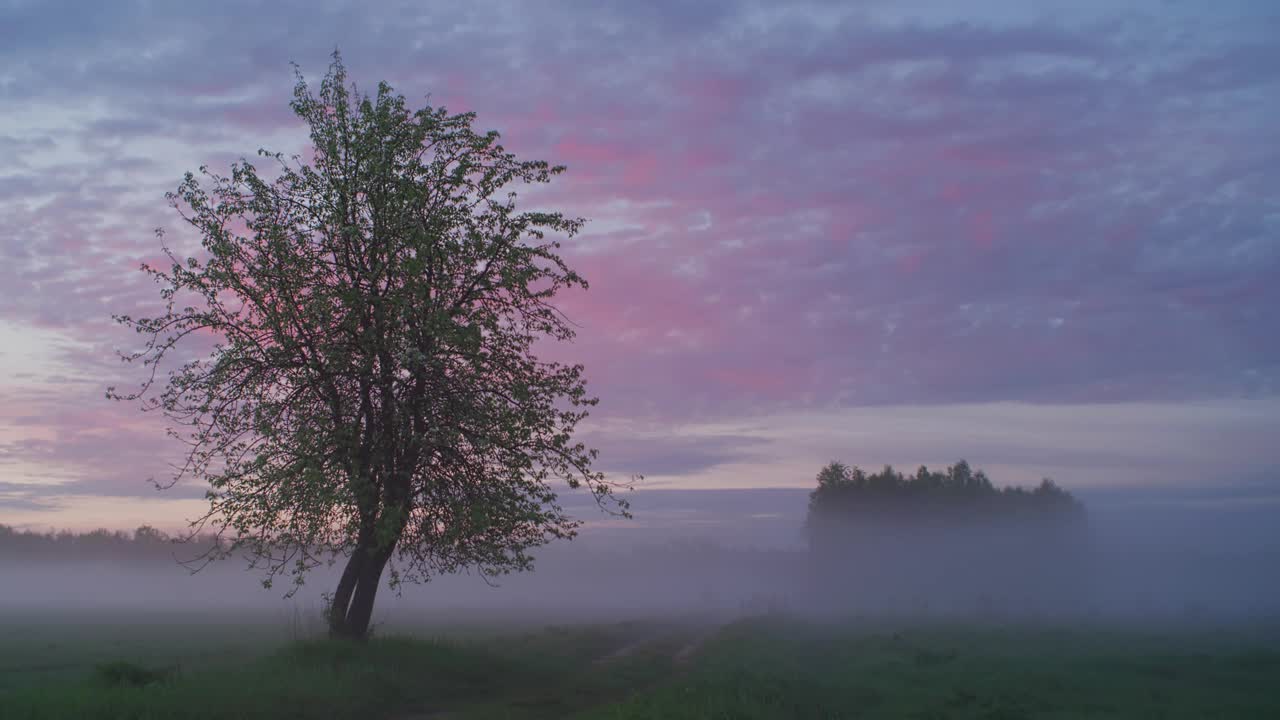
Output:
109,55,625,637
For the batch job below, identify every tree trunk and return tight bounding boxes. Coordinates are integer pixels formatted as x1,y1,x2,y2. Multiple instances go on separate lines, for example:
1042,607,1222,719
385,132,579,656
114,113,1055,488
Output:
329,540,396,639
342,548,393,638
330,487,409,639
327,551,365,637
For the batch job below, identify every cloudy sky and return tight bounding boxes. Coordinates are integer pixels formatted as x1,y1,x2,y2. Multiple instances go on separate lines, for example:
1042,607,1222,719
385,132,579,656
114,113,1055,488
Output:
1,0,1278,532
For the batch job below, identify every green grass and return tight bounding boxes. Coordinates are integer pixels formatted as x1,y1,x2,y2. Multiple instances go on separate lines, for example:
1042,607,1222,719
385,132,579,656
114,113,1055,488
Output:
3,611,1279,719
0,610,679,720
580,617,1280,719
0,609,298,691
3,634,505,719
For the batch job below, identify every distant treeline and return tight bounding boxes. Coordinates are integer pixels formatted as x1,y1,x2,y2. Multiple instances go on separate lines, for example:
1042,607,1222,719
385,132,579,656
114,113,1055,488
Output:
0,525,221,563
807,459,1083,526
805,460,1090,613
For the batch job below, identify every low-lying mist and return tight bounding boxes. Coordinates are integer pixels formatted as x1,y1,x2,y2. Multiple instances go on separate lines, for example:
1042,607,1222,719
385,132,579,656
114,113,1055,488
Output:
3,486,1278,627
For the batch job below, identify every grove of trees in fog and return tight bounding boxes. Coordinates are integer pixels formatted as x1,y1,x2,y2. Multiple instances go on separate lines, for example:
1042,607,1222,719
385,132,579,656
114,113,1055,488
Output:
806,460,1089,615
807,459,1083,528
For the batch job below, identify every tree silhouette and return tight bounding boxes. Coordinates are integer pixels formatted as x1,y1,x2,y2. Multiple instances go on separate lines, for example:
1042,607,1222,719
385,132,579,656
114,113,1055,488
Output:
109,54,626,637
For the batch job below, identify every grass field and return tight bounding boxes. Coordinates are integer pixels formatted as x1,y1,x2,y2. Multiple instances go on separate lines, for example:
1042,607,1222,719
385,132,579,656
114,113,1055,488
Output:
2,609,1279,719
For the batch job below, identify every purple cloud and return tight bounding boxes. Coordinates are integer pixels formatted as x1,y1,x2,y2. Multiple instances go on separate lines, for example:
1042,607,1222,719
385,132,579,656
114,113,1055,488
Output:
0,1,1277,525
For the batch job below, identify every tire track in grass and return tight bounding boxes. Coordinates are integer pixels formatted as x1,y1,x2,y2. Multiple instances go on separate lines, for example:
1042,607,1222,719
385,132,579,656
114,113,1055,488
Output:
672,622,724,666
592,635,657,665
393,621,681,719
392,619,734,719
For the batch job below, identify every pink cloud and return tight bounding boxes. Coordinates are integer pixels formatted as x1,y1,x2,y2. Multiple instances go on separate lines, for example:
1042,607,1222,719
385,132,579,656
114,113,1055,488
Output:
1,0,1278,523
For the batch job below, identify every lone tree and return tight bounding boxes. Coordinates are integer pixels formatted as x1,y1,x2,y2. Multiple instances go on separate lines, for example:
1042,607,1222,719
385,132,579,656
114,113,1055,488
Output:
109,55,625,638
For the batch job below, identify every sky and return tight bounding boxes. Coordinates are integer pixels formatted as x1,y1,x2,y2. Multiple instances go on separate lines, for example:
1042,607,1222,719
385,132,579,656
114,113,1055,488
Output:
0,0,1278,533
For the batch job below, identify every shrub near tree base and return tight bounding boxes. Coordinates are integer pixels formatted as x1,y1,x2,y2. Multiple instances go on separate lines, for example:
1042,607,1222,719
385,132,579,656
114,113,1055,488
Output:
805,460,1089,615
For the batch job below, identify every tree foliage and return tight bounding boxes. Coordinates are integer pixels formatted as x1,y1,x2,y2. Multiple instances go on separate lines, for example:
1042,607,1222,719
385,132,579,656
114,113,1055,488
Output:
109,54,625,636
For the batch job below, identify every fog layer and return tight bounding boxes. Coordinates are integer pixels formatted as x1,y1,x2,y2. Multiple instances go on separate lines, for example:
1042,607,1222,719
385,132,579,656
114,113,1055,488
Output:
2,487,1277,623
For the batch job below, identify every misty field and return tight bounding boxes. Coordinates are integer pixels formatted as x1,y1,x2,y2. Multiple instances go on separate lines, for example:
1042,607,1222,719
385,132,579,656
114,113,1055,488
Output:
3,611,1279,719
